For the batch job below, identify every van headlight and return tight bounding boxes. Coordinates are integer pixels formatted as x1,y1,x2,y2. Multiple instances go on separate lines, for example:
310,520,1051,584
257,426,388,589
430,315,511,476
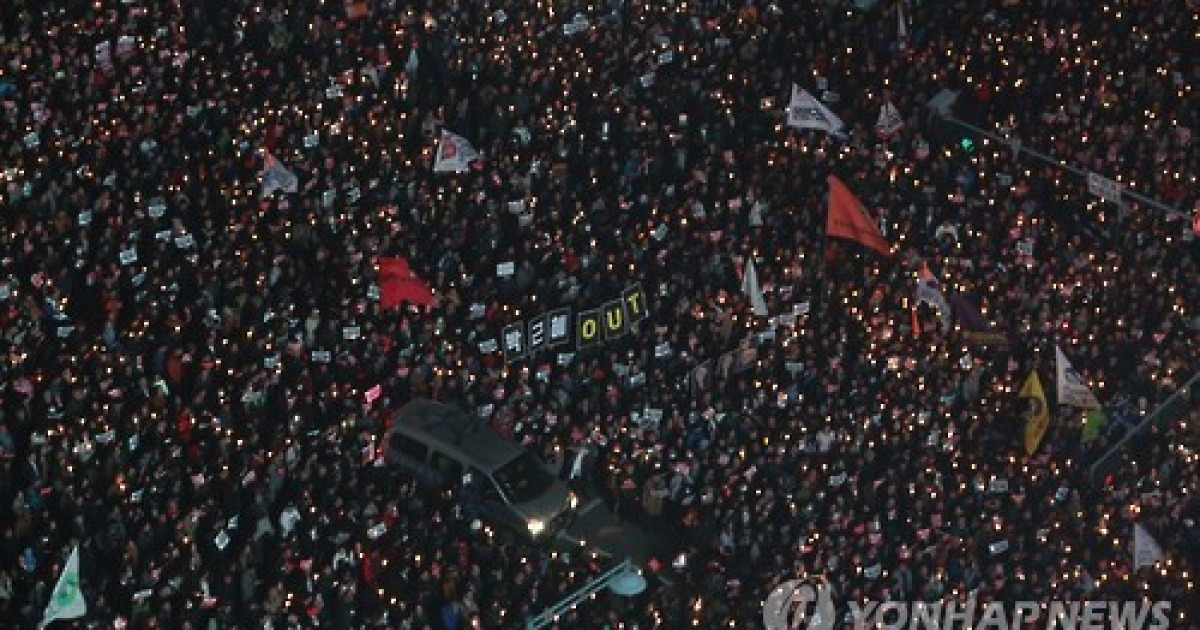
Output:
568,492,579,510
527,519,546,536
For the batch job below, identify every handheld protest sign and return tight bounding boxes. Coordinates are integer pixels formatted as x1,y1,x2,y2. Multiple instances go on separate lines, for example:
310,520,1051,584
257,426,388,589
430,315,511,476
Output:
623,284,650,322
577,309,602,349
502,321,527,363
602,300,628,339
547,308,572,347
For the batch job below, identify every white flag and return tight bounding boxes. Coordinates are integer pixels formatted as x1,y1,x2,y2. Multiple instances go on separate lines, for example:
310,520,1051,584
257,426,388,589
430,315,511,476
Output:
40,546,87,629
260,152,298,198
741,258,769,317
876,101,904,138
915,263,950,330
433,131,480,174
1133,524,1163,569
786,85,844,134
914,280,950,330
1055,345,1101,409
405,48,419,75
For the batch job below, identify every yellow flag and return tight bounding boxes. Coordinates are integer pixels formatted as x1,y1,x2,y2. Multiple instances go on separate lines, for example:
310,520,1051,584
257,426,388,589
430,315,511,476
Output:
1019,371,1050,455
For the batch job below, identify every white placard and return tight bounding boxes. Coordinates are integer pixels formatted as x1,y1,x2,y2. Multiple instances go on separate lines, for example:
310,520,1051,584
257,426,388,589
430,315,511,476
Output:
78,210,93,226
478,338,499,353
654,342,671,358
311,350,332,363
119,248,138,265
342,326,361,340
148,198,167,218
496,262,515,277
174,234,195,249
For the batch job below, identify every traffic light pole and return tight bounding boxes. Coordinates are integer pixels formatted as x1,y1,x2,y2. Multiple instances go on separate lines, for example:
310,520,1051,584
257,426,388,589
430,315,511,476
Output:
525,558,637,629
926,94,1190,219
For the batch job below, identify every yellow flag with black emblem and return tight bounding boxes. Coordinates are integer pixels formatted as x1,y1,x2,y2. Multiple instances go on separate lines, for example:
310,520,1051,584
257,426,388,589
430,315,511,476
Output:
1019,371,1051,455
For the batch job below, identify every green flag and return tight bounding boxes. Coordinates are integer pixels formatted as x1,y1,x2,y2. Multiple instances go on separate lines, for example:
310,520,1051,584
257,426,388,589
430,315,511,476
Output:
40,546,86,628
1081,409,1108,444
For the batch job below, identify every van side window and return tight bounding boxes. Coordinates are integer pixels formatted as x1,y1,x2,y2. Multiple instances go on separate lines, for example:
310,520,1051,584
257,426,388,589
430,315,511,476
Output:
393,433,428,461
431,451,462,479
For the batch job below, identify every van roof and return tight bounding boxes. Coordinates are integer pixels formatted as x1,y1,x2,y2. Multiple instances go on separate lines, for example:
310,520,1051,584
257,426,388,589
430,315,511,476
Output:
392,399,524,473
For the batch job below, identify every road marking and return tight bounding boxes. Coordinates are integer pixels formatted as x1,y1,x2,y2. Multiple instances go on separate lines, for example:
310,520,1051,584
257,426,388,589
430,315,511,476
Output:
578,498,603,516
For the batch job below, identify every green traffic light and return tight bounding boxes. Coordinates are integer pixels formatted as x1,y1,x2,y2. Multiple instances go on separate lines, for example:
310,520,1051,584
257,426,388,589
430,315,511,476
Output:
960,138,975,151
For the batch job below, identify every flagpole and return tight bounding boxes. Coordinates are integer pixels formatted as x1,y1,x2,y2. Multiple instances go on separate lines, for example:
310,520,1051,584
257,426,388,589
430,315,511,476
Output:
926,95,1187,218
814,187,830,322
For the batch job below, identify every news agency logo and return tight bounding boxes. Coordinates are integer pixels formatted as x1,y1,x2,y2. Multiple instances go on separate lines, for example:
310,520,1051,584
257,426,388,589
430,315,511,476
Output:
762,580,1174,630
762,578,836,630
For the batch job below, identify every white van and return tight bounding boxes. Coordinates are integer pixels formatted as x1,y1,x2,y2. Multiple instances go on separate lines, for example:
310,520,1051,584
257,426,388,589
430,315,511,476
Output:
385,399,578,541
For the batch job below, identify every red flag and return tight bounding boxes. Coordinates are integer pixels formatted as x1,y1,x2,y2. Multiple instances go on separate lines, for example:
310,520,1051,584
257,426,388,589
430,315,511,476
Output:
826,175,892,256
378,256,434,310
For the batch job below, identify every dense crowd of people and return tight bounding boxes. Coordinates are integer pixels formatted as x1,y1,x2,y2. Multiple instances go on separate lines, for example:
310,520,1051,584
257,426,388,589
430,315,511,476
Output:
0,0,1197,627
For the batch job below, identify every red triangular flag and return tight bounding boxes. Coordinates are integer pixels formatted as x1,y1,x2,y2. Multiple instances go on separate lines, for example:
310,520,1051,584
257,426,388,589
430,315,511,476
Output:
378,256,434,310
826,175,892,256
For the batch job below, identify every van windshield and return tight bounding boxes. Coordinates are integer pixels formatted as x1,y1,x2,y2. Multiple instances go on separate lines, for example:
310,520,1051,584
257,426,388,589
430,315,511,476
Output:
492,452,554,504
